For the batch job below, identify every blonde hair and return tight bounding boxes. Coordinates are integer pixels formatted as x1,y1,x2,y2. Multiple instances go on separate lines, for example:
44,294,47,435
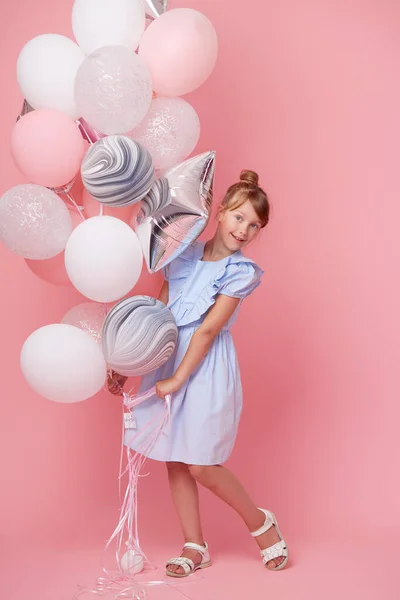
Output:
220,170,270,227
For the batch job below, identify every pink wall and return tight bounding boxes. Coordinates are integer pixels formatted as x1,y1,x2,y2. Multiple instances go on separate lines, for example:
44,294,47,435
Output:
1,0,400,554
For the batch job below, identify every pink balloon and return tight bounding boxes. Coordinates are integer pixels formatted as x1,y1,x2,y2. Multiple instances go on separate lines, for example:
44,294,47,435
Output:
139,8,218,97
81,188,134,224
11,109,85,188
25,209,83,286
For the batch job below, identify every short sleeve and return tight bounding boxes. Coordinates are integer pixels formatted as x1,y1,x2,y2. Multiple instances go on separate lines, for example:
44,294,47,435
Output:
162,264,170,281
218,261,264,299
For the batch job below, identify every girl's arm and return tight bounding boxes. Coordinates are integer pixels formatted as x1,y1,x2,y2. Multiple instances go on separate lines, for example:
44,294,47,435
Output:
158,279,169,305
156,294,240,397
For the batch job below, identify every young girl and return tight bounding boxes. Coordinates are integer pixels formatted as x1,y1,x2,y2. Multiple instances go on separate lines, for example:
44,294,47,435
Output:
108,170,288,576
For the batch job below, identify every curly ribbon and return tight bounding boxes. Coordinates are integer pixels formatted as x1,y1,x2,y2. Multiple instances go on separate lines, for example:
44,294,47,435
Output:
73,387,171,600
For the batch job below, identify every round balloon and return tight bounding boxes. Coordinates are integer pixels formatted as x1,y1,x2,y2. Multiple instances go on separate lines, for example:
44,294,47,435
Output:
72,0,145,55
61,301,107,345
75,46,152,135
64,216,143,302
20,324,107,403
81,136,154,207
11,110,85,188
102,295,178,376
0,184,72,259
138,9,218,96
129,97,200,170
17,34,84,118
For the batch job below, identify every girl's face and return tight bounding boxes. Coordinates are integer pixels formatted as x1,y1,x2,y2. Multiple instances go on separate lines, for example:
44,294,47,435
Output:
217,199,262,251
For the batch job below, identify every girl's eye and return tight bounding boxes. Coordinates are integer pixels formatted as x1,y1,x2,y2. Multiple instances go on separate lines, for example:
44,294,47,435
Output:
251,223,260,229
235,215,242,221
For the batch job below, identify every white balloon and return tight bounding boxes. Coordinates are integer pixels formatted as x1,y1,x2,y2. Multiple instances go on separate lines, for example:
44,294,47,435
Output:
65,216,143,302
17,34,84,118
72,0,146,55
20,324,107,403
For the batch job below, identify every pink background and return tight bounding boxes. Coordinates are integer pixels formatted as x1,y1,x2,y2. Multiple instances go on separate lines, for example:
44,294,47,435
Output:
1,1,399,599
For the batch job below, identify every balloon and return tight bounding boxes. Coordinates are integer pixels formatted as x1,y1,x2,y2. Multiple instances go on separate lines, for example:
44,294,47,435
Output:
0,184,72,259
25,208,83,285
17,34,84,118
138,9,218,96
61,302,106,346
120,550,144,573
11,110,85,188
129,97,200,170
136,151,215,273
72,0,145,56
65,216,143,302
20,324,107,403
102,296,178,376
81,136,154,207
143,0,168,20
74,46,152,135
81,188,134,224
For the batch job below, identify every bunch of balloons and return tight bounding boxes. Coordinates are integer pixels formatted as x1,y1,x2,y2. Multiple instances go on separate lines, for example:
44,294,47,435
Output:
0,0,218,404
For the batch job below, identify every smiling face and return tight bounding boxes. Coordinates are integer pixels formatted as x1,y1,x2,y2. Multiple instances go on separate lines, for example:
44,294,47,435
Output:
217,199,262,251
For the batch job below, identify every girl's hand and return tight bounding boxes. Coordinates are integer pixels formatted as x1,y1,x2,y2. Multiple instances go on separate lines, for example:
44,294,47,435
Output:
107,370,128,396
155,376,182,399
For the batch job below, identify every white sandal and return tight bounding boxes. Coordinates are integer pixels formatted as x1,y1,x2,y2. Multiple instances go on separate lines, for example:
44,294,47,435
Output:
251,508,289,571
165,542,211,578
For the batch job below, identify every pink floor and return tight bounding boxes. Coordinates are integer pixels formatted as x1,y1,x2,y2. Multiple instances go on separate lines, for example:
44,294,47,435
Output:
3,534,397,600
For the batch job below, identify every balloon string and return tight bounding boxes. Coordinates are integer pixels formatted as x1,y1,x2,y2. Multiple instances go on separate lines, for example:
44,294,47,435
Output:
62,191,86,222
73,388,172,600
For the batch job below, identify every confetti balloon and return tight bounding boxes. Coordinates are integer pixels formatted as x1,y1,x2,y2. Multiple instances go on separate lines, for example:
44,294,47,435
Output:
74,46,152,135
102,295,178,376
61,302,107,346
0,184,72,259
129,97,200,170
81,136,154,207
136,151,215,273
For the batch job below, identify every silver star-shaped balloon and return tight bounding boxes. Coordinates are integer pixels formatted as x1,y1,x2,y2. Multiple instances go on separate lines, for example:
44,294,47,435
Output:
143,0,168,20
16,99,34,122
136,151,216,273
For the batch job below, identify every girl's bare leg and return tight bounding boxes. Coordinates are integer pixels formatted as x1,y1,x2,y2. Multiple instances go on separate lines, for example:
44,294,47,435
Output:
188,464,284,569
166,462,206,575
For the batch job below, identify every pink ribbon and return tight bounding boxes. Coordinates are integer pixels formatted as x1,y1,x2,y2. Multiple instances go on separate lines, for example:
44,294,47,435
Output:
74,387,171,599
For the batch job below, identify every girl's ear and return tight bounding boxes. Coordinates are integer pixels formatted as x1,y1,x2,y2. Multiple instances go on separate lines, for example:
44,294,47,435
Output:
217,206,225,222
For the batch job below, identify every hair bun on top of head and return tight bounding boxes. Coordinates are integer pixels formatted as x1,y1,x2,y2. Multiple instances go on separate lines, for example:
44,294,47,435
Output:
239,169,259,186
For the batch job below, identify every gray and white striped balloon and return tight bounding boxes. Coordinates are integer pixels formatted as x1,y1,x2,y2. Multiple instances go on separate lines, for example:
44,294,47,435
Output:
81,136,154,207
102,295,178,377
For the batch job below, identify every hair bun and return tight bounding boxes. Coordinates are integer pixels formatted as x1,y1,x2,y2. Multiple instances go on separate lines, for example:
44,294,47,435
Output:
240,169,259,186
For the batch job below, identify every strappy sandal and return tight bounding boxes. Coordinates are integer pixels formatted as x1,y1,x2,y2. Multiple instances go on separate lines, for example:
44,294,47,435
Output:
251,508,289,570
165,541,211,578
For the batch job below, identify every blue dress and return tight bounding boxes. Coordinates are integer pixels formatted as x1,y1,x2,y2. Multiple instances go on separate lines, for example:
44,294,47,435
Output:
124,240,263,465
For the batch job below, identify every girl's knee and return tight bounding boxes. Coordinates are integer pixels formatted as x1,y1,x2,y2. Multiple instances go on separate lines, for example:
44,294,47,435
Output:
188,464,210,481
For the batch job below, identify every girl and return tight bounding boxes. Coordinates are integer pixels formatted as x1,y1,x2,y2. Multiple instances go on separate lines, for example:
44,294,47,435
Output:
108,170,288,576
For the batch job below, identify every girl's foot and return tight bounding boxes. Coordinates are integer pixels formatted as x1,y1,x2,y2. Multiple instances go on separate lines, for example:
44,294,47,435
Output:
166,542,211,578
251,509,289,570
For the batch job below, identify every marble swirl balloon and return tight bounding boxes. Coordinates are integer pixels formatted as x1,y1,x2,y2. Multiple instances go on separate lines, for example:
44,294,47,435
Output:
102,295,178,377
135,150,215,273
81,135,154,207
